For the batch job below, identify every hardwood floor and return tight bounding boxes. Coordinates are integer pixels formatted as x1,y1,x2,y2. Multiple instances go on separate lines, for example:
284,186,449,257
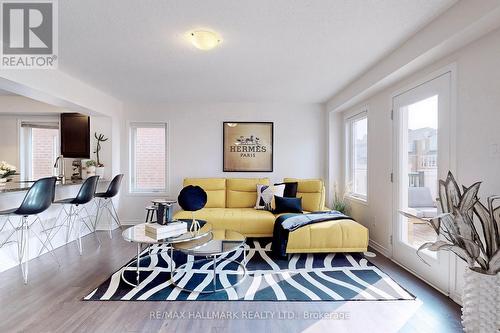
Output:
0,229,462,333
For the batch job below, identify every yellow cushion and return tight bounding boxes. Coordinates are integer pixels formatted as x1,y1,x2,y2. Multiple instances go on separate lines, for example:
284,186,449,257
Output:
183,178,226,208
226,178,269,208
283,178,325,212
173,208,275,237
286,219,368,253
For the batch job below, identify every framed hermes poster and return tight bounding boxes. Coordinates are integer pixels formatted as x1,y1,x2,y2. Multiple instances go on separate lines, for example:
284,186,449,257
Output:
223,122,273,172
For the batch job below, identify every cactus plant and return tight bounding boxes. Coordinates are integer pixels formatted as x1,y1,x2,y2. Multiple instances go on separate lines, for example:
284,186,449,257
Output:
94,132,108,167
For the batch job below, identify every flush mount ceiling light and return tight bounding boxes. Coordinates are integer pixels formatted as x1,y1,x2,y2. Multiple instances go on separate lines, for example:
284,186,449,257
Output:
188,30,222,50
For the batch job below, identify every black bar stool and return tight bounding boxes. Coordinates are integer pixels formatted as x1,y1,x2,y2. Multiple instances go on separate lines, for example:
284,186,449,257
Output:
0,177,57,283
51,176,100,255
94,174,123,238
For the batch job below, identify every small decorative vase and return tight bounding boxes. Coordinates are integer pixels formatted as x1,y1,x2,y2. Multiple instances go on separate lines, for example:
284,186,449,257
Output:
95,166,105,178
87,166,96,177
156,204,166,225
461,268,500,332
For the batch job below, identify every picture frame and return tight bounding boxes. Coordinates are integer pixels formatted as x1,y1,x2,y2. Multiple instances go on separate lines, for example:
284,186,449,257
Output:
223,122,274,172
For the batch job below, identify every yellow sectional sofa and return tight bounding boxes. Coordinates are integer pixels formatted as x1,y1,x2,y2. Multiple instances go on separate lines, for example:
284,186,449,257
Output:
173,177,368,254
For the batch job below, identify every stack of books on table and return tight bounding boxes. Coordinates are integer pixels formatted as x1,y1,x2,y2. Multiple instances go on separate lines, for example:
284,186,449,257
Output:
145,221,187,240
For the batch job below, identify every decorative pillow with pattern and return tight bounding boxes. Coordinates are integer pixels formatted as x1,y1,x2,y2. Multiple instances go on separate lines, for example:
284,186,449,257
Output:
255,184,285,211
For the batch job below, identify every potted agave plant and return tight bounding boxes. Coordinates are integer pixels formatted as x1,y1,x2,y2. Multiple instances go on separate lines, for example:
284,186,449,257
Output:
0,161,16,185
401,172,499,332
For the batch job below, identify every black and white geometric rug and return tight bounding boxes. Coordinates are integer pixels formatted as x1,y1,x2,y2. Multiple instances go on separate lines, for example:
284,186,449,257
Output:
84,240,414,301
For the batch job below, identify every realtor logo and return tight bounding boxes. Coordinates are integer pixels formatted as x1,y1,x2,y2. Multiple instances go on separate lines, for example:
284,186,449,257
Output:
1,0,58,68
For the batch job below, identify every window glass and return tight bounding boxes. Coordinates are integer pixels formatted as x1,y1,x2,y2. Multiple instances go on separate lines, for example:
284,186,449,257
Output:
130,124,167,193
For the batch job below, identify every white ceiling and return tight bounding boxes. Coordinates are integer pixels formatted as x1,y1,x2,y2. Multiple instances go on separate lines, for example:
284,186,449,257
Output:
59,0,457,104
0,89,17,96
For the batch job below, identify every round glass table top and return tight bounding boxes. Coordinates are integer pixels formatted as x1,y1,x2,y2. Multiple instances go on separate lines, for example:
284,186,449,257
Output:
173,229,245,256
122,220,212,245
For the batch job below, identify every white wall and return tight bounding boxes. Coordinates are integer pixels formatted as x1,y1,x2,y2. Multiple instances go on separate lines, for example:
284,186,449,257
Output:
0,115,21,167
119,102,327,223
332,27,500,301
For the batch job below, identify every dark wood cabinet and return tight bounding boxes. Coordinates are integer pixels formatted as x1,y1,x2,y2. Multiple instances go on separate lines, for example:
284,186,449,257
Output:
60,113,90,158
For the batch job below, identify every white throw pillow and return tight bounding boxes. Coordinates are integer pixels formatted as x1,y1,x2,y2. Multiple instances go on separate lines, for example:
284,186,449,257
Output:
255,184,285,211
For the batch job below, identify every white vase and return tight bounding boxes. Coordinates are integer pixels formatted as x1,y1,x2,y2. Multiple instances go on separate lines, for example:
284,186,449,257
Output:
95,166,105,179
461,268,500,332
87,166,96,177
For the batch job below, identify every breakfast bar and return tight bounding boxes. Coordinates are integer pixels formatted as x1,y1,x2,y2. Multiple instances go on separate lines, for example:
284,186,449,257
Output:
0,179,111,273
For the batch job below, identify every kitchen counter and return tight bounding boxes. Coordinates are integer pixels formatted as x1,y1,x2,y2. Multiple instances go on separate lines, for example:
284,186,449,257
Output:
0,179,108,194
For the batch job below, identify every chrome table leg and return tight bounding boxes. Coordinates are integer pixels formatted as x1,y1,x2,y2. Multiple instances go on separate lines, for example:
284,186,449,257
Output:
136,242,141,286
212,255,217,291
243,245,247,265
170,246,174,276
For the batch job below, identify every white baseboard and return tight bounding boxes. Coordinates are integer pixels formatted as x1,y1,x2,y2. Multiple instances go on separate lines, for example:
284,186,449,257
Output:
389,257,451,298
369,238,461,305
369,239,391,257
449,290,463,306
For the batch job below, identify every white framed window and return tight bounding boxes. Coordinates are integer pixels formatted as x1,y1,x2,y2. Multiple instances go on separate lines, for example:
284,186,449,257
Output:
129,122,168,194
345,111,368,201
19,120,60,180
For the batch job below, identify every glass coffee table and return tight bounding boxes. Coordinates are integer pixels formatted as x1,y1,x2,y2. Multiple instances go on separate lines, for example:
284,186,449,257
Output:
171,229,247,293
121,220,212,287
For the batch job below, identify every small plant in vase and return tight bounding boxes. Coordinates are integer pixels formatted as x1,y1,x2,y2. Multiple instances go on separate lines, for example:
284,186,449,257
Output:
94,133,108,178
400,172,499,332
85,160,97,177
0,161,16,185
331,181,351,214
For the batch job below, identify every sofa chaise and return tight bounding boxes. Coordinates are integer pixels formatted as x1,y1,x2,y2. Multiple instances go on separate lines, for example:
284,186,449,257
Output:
173,177,368,255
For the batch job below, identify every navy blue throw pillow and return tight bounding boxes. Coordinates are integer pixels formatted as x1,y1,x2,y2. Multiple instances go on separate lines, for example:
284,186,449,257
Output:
273,195,302,214
178,185,207,211
274,182,298,198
